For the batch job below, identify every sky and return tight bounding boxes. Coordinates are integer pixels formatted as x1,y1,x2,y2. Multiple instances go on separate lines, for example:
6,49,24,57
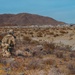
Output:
0,0,75,24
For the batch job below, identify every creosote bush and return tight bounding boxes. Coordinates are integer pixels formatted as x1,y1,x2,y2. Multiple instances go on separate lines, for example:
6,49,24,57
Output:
55,51,64,58
70,52,75,58
67,63,75,74
43,42,56,54
37,32,43,37
43,59,55,66
24,36,31,42
27,59,44,70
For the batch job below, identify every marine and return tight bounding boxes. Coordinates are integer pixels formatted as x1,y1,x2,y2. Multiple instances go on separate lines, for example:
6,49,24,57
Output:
1,29,16,57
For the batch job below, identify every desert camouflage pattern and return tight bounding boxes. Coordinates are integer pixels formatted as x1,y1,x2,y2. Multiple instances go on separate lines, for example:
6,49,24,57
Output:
2,34,15,45
1,43,11,57
1,32,15,57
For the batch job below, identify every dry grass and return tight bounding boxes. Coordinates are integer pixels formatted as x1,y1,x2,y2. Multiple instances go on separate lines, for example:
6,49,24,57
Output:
0,26,75,75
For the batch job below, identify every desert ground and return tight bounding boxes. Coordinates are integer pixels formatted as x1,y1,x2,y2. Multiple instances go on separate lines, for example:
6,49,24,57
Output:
0,26,75,75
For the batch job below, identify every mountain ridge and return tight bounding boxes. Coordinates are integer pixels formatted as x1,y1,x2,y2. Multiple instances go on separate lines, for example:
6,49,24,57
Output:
0,13,66,26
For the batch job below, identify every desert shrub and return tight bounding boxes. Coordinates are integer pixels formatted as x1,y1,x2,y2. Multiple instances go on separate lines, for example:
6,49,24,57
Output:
10,61,20,69
29,31,33,35
24,48,30,52
27,59,44,70
49,32,54,35
32,45,44,58
69,33,74,37
48,67,65,75
0,58,7,65
64,45,72,51
30,40,39,45
37,32,43,37
23,36,32,44
57,44,72,51
43,59,55,66
23,36,31,42
60,30,68,34
69,37,73,40
43,42,55,54
53,34,59,37
56,51,64,58
67,63,75,74
70,52,75,58
44,42,56,50
32,51,43,58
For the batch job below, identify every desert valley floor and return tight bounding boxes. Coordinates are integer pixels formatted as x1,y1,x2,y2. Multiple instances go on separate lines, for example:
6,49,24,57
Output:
0,26,75,75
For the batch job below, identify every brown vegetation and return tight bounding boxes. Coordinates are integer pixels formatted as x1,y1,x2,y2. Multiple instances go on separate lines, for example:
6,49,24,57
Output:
0,26,75,75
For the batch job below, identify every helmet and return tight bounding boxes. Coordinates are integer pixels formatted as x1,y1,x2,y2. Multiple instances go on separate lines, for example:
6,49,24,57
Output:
8,29,14,34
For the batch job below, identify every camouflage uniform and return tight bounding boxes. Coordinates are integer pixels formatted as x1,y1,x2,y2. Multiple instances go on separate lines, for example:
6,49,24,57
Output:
1,29,15,57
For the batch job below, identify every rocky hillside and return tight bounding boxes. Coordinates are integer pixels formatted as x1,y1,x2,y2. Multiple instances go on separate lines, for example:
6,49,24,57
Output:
0,13,65,26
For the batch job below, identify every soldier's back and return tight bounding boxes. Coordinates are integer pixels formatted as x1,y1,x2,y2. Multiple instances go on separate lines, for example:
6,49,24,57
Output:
2,34,15,45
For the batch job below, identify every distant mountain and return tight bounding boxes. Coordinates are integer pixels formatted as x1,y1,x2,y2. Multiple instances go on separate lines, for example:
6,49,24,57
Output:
0,13,66,26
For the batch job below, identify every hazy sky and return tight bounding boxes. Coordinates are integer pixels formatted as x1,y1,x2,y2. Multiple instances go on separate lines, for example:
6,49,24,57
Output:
0,0,75,24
